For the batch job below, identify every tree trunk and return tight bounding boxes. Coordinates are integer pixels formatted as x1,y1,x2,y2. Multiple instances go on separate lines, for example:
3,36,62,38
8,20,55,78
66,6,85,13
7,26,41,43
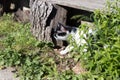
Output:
0,3,3,16
30,0,67,46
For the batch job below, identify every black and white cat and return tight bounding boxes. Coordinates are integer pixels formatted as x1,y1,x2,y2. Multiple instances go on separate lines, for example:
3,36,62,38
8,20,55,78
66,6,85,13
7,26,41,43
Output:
54,23,94,55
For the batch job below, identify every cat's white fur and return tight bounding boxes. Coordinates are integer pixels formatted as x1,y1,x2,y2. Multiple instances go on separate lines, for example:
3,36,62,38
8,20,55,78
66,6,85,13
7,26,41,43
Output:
59,28,93,55
54,22,95,55
55,31,69,41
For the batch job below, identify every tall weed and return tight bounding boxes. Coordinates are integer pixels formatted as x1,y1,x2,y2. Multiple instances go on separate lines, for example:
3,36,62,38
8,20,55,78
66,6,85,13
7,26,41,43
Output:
71,0,120,79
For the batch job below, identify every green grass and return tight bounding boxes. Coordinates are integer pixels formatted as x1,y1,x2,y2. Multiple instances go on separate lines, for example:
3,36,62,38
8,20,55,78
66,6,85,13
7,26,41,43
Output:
0,14,78,80
0,0,120,80
0,14,57,80
70,0,120,80
0,14,37,54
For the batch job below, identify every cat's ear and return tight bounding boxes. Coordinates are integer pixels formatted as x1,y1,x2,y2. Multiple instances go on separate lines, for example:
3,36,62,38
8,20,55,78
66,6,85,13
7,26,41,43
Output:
57,22,66,32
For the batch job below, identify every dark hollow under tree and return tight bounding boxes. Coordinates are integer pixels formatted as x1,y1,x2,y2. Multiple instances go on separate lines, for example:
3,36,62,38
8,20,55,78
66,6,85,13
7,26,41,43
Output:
30,0,67,46
29,0,99,47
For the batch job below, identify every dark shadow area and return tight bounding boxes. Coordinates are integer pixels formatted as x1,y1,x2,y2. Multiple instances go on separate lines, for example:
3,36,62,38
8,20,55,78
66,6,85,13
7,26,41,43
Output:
51,5,94,48
46,7,57,27
63,6,94,27
0,0,29,14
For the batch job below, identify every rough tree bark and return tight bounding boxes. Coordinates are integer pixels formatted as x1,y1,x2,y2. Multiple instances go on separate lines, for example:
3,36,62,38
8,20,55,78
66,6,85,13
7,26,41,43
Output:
30,0,67,46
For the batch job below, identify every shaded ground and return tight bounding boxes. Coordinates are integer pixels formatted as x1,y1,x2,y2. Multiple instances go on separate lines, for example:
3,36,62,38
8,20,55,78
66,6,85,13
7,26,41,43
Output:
0,48,86,80
51,49,86,73
0,36,85,80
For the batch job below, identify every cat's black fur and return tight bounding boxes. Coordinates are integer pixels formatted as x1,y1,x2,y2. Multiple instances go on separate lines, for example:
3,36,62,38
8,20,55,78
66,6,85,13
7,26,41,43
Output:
53,22,94,55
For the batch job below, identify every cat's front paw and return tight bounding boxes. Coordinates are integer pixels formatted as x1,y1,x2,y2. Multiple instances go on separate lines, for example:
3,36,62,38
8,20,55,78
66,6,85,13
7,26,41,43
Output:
60,50,67,55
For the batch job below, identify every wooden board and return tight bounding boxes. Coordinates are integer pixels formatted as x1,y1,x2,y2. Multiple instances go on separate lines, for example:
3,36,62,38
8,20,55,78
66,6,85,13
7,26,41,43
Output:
42,0,106,12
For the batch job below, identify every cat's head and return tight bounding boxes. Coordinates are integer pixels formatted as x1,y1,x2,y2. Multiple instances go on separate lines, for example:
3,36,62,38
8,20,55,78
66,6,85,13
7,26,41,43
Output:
53,22,77,41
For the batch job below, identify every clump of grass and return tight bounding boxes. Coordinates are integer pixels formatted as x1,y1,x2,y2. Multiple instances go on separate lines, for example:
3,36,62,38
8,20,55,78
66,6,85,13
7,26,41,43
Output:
0,14,74,80
0,14,38,66
70,0,120,79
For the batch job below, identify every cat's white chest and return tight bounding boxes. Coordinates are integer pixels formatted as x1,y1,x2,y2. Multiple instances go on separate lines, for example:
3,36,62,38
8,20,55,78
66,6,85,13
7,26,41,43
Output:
72,29,87,46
